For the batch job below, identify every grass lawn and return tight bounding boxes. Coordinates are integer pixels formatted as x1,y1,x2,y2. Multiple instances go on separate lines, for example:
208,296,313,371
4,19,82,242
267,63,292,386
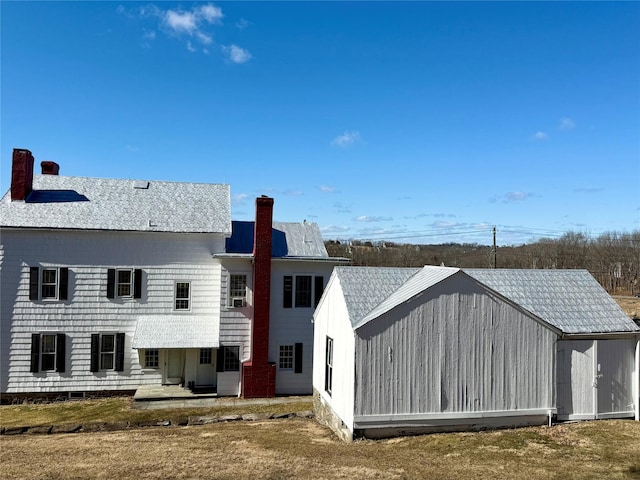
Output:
1,399,639,479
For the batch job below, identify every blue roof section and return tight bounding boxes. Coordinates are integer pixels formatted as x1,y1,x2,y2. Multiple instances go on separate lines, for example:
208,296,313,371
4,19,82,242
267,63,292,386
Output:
225,220,330,258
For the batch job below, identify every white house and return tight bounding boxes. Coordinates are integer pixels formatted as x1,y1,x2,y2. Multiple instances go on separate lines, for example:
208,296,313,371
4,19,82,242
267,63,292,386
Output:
0,148,345,401
312,266,640,440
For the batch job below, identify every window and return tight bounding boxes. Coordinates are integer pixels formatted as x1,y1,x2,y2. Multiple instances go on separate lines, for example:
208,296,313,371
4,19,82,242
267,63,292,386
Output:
279,345,294,370
325,337,333,395
90,333,125,372
283,275,323,309
30,333,66,373
29,267,69,301
107,269,142,299
279,343,303,373
216,346,240,372
200,348,212,365
175,282,190,310
229,274,247,307
295,276,312,307
144,349,159,368
117,270,132,297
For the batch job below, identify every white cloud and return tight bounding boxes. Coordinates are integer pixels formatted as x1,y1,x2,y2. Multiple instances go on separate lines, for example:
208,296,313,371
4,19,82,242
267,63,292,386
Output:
319,185,336,193
165,10,197,34
532,131,548,141
236,18,250,30
196,31,213,45
283,190,303,197
222,44,252,63
198,4,223,23
331,131,361,147
559,117,576,130
354,215,393,223
232,193,250,206
489,191,536,204
320,225,351,235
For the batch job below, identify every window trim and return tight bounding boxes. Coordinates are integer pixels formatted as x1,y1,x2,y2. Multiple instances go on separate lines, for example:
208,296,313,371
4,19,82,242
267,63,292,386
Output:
144,348,159,369
325,336,333,395
29,267,69,301
228,273,248,308
283,275,323,309
174,281,191,311
216,345,240,372
30,333,66,373
107,269,142,299
90,333,125,372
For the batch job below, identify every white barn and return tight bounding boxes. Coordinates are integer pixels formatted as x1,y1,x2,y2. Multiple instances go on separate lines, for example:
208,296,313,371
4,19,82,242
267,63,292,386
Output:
1,148,345,400
312,266,640,440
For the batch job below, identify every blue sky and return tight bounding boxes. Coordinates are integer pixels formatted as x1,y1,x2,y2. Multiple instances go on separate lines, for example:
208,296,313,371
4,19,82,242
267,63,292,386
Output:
2,1,639,245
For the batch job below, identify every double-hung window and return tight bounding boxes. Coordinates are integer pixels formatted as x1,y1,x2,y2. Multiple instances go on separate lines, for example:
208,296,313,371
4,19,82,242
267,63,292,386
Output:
229,274,247,307
279,343,303,373
175,282,190,310
325,336,333,395
107,269,142,299
216,346,240,372
283,275,324,308
90,333,125,372
30,333,66,373
29,267,69,301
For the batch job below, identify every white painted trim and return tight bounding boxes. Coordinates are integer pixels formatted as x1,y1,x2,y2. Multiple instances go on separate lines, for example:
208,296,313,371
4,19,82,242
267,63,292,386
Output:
635,339,640,421
354,409,556,429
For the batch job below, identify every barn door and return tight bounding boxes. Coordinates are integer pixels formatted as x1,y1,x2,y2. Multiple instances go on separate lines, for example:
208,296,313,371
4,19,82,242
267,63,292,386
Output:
594,339,636,418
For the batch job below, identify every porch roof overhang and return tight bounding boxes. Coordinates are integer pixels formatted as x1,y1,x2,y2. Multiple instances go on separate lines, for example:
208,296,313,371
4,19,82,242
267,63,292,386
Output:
132,315,219,349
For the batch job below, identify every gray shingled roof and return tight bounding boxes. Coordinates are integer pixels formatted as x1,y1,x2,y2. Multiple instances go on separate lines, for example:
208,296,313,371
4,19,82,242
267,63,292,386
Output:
132,315,219,348
464,268,639,334
335,266,639,334
334,266,420,327
0,174,231,234
272,221,329,257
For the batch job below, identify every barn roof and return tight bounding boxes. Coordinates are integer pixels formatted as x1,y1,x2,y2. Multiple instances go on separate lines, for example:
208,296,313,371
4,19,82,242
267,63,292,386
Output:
224,220,331,258
335,266,639,334
464,268,638,334
0,174,231,234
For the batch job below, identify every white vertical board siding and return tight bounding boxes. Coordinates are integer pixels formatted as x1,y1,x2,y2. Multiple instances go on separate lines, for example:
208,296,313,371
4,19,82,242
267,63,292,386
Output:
556,340,594,419
312,275,356,430
596,339,637,416
354,274,556,417
270,261,336,395
557,338,637,420
1,229,225,393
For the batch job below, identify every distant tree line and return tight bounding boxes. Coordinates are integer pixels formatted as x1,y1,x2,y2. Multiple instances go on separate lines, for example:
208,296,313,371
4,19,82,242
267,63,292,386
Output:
325,230,640,296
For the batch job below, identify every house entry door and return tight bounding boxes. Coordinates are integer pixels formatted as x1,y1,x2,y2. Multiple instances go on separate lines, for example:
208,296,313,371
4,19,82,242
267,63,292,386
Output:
196,348,217,387
164,349,184,385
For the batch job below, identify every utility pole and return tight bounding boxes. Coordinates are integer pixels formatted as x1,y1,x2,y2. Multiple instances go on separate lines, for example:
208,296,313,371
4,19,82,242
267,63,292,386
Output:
492,226,497,269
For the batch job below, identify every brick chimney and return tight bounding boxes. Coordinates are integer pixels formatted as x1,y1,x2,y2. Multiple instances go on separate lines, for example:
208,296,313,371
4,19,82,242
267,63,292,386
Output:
11,149,35,201
242,196,277,398
41,161,60,175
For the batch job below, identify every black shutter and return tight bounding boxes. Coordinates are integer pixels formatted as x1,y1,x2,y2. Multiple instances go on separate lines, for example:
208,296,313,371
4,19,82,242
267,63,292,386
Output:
90,334,100,372
133,269,142,299
56,333,66,373
59,268,69,300
283,276,293,308
115,333,125,372
107,269,115,299
216,347,224,372
30,334,40,373
294,343,303,374
314,276,324,307
29,267,39,301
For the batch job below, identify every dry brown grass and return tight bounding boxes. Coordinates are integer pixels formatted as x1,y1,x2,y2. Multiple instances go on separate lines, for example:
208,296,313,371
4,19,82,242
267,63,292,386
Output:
2,418,639,480
614,295,640,320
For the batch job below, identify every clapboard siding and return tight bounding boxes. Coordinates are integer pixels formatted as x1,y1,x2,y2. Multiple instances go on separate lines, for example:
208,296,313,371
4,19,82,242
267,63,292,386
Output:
1,229,225,393
353,274,556,417
270,261,336,395
217,259,252,362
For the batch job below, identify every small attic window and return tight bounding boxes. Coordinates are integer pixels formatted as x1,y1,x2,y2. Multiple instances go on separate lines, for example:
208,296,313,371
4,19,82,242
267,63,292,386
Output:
133,181,150,189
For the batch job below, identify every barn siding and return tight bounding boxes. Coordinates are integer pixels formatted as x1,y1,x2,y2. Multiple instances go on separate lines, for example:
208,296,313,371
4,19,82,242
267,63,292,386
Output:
1,229,225,393
354,274,556,417
312,275,356,431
